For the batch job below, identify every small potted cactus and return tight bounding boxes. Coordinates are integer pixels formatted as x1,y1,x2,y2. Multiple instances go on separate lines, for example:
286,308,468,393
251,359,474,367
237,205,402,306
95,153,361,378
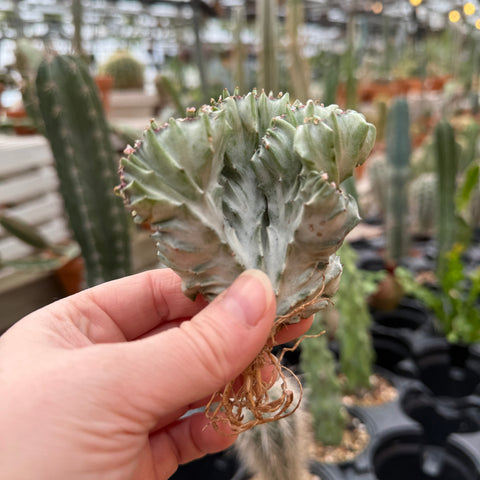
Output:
99,49,144,90
117,89,376,477
98,49,156,119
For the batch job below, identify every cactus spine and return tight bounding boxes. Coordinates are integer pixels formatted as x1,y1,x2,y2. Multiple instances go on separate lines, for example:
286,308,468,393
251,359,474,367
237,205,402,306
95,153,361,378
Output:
36,54,131,287
385,97,411,263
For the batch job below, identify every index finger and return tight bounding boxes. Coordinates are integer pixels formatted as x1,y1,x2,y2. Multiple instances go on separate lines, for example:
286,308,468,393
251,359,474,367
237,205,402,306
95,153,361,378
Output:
77,268,208,341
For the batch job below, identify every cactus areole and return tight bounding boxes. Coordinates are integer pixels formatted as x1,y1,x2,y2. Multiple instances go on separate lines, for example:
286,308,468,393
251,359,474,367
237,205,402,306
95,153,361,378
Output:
117,89,376,431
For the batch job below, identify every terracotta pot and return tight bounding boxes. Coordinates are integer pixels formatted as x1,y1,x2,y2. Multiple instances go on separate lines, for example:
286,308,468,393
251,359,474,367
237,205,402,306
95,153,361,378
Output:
54,256,85,296
6,106,37,135
95,74,114,114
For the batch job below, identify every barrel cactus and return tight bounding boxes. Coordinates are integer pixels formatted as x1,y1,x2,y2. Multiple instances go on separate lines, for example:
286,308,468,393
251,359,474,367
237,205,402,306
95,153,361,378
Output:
99,49,144,90
117,89,376,429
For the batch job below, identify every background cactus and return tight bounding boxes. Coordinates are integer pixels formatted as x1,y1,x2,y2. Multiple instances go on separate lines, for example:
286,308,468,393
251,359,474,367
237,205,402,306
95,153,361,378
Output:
301,311,346,446
256,0,279,93
385,97,411,264
234,376,311,480
285,0,310,102
231,5,247,94
35,54,132,287
433,120,459,275
15,39,45,134
409,172,437,238
99,49,144,90
335,242,377,393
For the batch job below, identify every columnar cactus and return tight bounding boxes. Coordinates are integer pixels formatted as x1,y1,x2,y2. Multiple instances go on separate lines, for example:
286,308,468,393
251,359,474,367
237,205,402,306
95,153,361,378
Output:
336,242,375,393
433,120,459,274
118,90,375,426
257,0,279,93
99,49,144,90
409,172,437,238
301,311,346,446
285,0,310,101
36,54,131,287
385,97,411,263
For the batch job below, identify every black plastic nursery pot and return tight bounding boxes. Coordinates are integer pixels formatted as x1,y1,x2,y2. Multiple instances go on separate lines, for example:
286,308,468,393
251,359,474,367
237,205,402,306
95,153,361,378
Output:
371,297,433,332
372,430,480,480
169,449,242,480
411,341,480,399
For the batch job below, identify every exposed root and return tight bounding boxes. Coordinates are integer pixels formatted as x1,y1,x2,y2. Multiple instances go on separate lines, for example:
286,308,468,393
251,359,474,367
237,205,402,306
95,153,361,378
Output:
205,281,329,434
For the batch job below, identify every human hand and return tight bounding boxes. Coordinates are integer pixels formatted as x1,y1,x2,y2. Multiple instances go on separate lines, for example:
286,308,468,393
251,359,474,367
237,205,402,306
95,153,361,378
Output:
0,268,312,480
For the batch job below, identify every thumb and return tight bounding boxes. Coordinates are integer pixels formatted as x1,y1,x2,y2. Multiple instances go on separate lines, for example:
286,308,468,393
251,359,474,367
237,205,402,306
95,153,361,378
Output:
113,270,276,417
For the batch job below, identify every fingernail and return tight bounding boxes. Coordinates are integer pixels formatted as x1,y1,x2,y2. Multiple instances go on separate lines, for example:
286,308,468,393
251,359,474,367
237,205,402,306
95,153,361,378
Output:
221,270,274,327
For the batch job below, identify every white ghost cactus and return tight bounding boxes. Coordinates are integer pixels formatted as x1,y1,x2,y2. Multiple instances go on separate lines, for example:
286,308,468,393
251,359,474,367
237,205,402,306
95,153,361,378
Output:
118,90,376,321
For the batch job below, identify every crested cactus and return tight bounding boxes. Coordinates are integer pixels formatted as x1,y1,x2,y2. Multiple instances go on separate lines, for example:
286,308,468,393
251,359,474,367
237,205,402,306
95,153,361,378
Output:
385,97,411,263
118,89,375,427
15,39,45,134
35,54,131,287
99,49,144,90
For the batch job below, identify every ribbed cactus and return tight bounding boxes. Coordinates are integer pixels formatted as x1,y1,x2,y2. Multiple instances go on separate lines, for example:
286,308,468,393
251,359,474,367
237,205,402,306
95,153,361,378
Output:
234,376,311,480
336,242,375,393
285,0,310,101
118,90,375,319
301,311,346,445
231,5,247,94
99,49,144,90
433,120,459,275
409,172,437,238
36,54,131,287
257,0,279,93
385,97,411,263
366,154,388,219
15,39,44,134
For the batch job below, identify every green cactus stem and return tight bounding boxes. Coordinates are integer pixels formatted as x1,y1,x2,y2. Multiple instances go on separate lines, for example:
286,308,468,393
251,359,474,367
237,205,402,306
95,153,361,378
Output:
257,0,279,93
336,242,376,393
301,311,346,445
36,54,131,287
118,89,375,429
385,97,411,264
433,120,459,276
15,39,45,134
